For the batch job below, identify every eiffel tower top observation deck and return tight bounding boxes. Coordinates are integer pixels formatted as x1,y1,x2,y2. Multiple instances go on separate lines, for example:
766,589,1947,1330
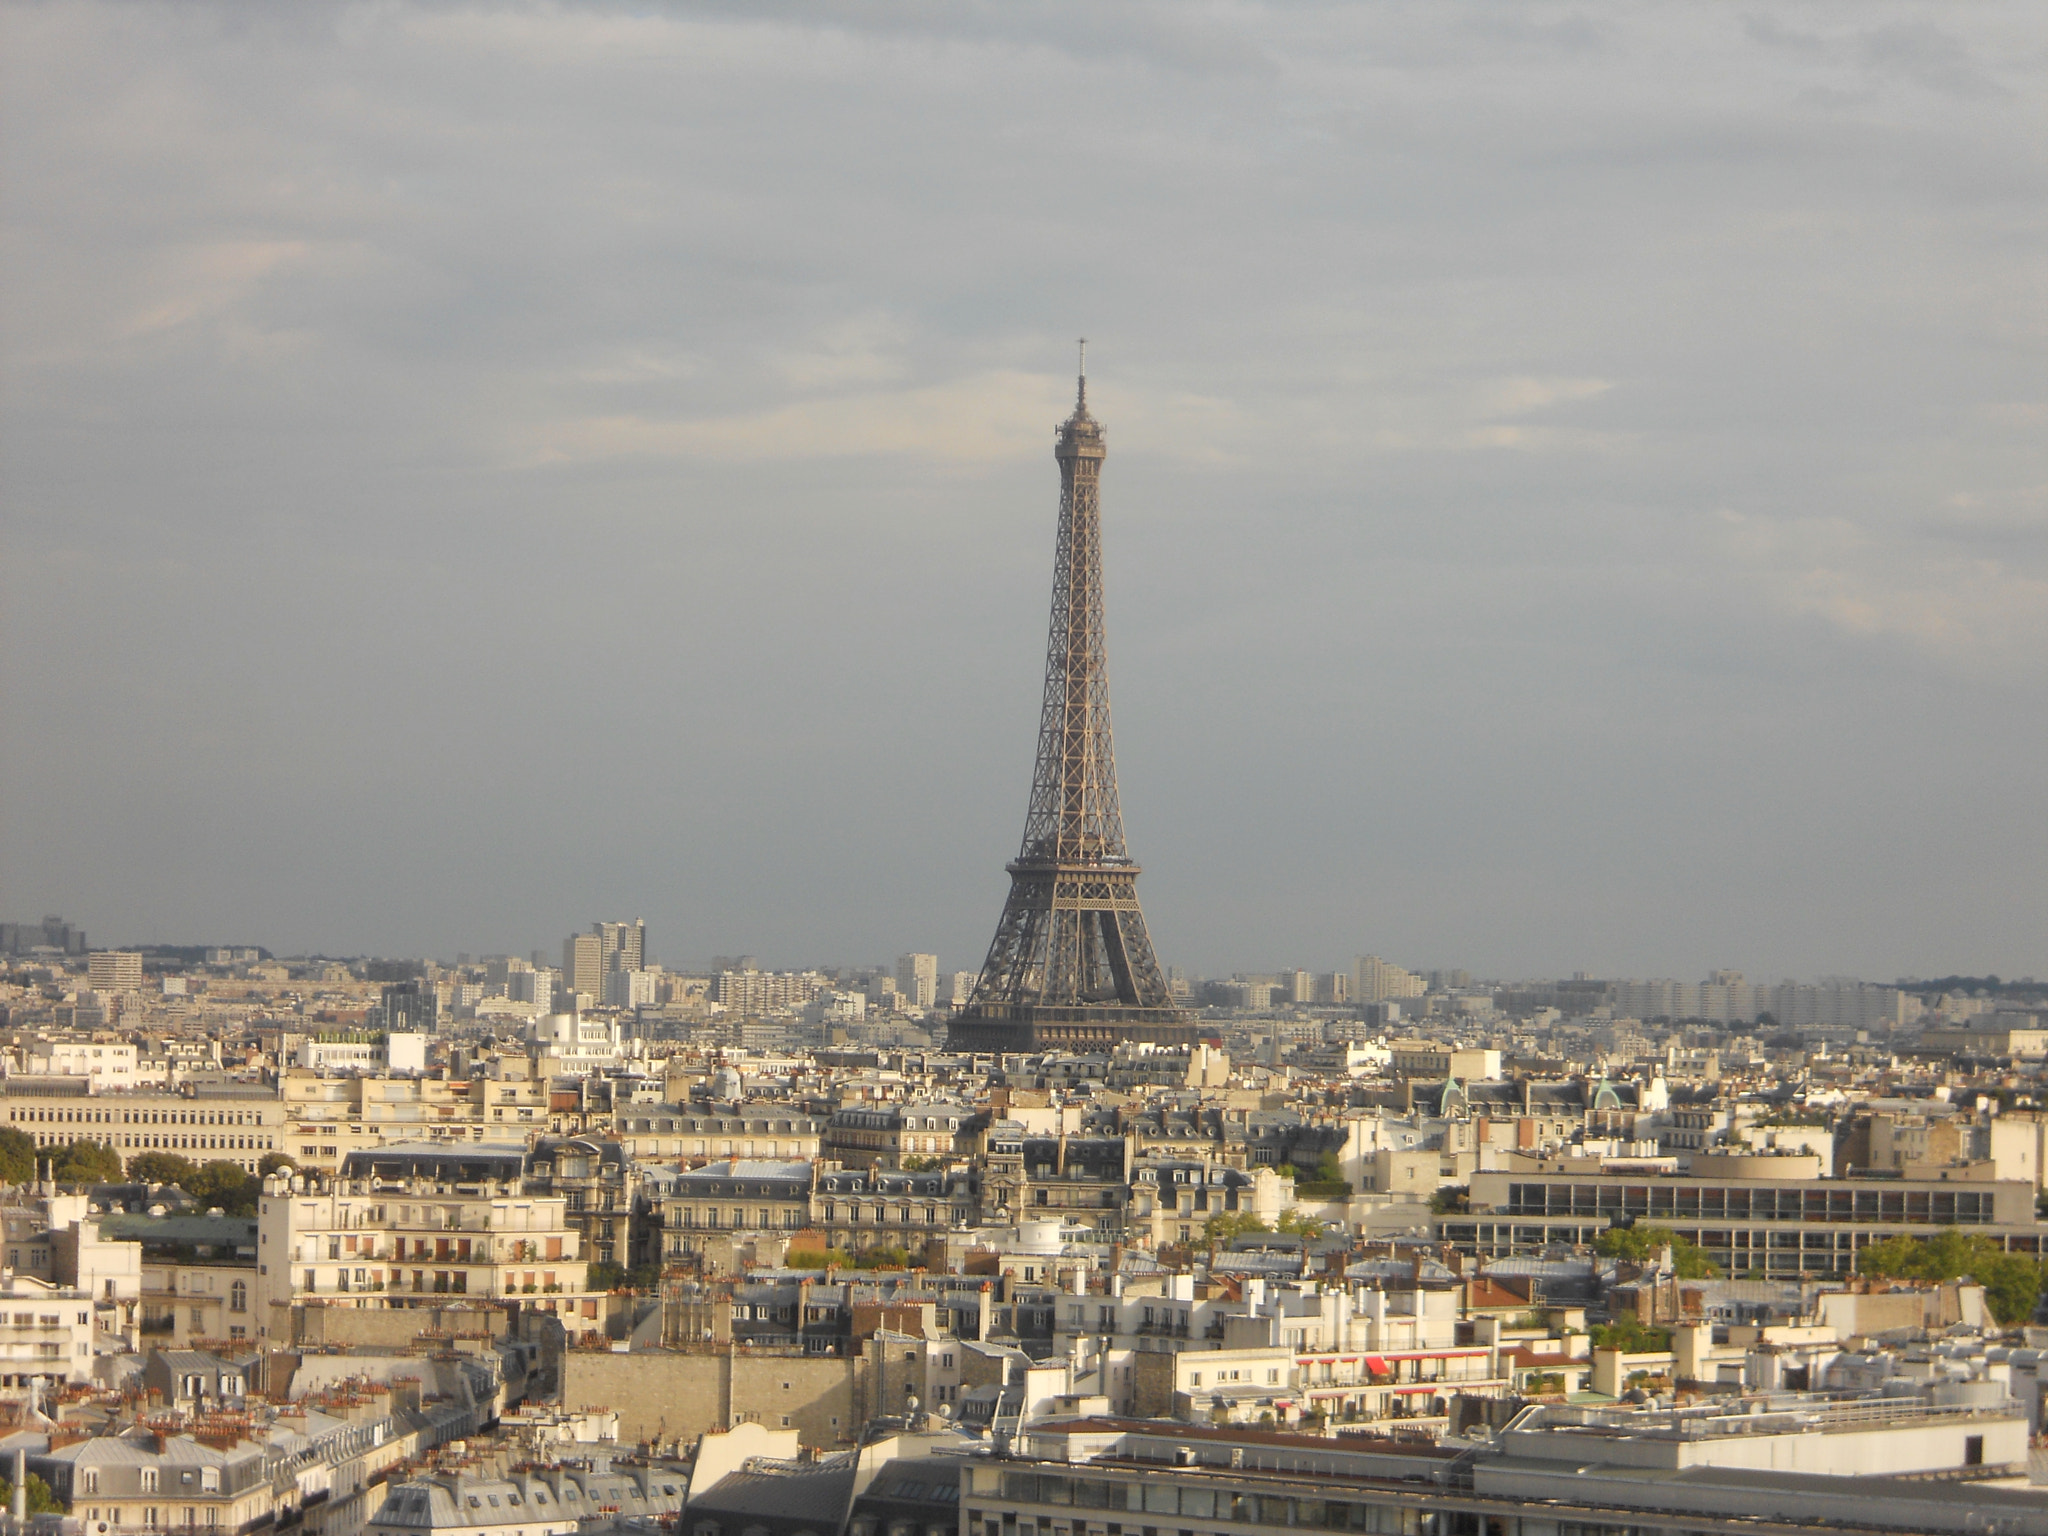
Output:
948,347,1196,1054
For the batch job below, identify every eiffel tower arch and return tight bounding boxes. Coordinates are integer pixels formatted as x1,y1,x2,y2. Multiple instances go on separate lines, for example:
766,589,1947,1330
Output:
948,352,1197,1055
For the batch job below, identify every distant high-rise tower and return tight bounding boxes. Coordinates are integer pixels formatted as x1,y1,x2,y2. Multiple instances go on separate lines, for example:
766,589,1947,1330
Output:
897,952,939,1009
949,349,1194,1053
87,951,143,993
596,919,645,973
563,932,604,1003
380,979,438,1035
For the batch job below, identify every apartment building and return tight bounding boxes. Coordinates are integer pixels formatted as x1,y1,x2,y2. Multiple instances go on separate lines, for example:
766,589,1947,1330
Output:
367,1463,686,1536
661,1159,814,1258
252,1150,586,1338
1387,1041,1501,1080
562,933,605,1004
1051,1276,1502,1429
821,1102,972,1169
895,954,938,1010
1152,1334,1504,1427
1124,1161,1292,1249
0,1272,96,1387
17,1033,139,1085
809,1165,975,1255
1352,955,1425,1003
280,1066,549,1173
608,1105,823,1162
8,1191,146,1307
527,1138,635,1271
139,1259,256,1347
87,951,144,992
37,1430,274,1536
712,970,829,1013
980,1130,1128,1235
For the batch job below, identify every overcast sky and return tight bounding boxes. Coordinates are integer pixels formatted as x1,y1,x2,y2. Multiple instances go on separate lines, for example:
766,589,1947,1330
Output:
3,2,2044,982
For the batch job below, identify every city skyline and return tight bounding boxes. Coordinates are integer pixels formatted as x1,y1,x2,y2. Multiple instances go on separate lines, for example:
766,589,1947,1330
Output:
4,4,2044,979
9,912,2033,997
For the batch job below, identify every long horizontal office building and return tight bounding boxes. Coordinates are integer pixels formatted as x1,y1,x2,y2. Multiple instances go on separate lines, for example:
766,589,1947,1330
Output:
971,1403,2048,1536
1,1079,284,1169
1441,1164,2042,1274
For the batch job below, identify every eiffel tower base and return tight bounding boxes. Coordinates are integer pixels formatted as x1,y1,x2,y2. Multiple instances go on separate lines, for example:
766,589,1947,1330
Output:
947,1002,1197,1054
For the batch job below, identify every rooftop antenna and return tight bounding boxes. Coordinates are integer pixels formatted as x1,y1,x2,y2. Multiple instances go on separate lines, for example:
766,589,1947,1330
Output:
1077,337,1087,411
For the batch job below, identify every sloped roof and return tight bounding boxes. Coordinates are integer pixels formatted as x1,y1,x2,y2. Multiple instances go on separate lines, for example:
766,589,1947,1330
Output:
689,1466,854,1526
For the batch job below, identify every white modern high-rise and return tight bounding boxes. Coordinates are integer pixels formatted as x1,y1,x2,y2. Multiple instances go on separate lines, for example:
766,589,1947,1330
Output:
87,951,143,992
606,968,659,1008
896,952,939,1009
509,967,554,1013
1353,954,1426,1004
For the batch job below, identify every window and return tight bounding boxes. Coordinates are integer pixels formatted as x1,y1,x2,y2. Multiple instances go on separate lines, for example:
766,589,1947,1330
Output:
230,1282,246,1313
141,1472,158,1494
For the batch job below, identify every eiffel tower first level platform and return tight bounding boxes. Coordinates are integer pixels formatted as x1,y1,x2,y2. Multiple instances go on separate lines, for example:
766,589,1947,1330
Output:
949,348,1197,1056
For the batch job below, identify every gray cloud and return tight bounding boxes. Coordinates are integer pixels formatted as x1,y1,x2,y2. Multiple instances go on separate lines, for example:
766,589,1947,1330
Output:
2,0,2044,980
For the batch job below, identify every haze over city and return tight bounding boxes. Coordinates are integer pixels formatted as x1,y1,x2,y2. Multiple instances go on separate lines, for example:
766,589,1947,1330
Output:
4,3,2044,981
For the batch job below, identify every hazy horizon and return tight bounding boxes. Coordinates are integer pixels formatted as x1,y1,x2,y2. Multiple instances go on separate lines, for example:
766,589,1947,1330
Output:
4,3,2044,981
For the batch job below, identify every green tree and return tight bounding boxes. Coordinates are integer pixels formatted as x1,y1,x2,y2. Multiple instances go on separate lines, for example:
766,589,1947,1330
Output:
51,1139,124,1184
1589,1314,1672,1353
128,1152,201,1189
1287,1151,1353,1199
1277,1209,1326,1239
184,1161,259,1215
1858,1229,2046,1327
258,1152,296,1177
0,1474,60,1515
1595,1224,1719,1279
0,1128,35,1185
1429,1185,1469,1215
1203,1211,1270,1242
586,1261,627,1291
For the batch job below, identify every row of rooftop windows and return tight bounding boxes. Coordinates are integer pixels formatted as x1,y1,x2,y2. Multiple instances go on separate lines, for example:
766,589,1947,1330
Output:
8,1107,266,1125
1501,1181,1998,1222
978,1474,1418,1532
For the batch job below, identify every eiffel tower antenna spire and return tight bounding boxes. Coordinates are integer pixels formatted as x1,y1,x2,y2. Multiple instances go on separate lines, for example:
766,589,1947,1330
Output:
949,354,1193,1054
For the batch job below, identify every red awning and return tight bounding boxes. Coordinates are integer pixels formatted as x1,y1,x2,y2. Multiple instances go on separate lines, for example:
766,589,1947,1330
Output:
1364,1355,1391,1378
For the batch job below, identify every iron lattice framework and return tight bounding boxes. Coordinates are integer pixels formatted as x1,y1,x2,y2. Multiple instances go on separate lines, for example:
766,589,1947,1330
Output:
949,356,1195,1054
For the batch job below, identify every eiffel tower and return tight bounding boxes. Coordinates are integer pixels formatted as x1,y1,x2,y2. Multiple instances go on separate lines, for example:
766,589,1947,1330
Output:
948,347,1196,1054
